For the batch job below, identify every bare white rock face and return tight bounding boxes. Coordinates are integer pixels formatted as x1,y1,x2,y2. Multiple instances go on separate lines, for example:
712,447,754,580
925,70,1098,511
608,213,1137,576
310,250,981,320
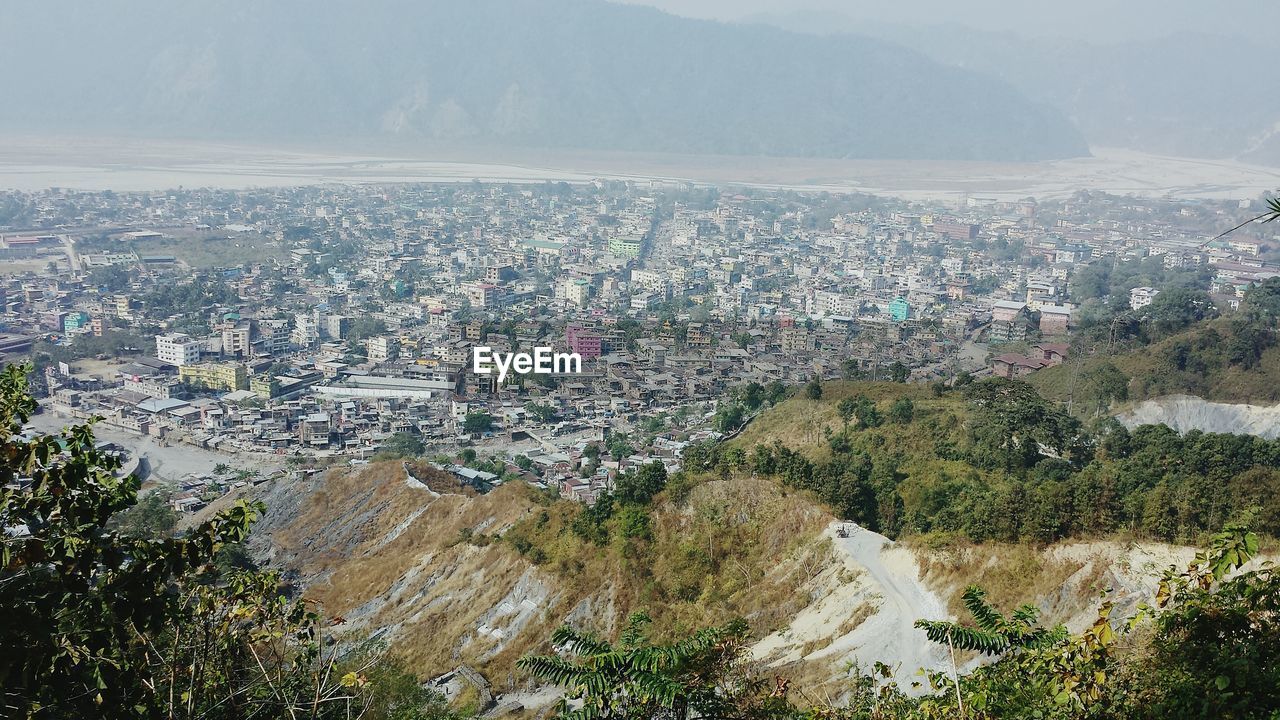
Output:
1117,395,1280,439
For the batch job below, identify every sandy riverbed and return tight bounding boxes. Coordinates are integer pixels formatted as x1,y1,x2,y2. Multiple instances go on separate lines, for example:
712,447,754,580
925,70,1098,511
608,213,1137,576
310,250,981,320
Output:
3,135,1278,202
26,408,285,484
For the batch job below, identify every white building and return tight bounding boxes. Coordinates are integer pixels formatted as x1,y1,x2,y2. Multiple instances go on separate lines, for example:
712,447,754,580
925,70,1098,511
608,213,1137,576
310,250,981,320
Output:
1130,287,1159,311
1229,240,1261,257
368,335,399,363
630,292,659,311
155,332,202,367
630,269,670,296
559,278,591,309
221,323,251,359
292,312,319,348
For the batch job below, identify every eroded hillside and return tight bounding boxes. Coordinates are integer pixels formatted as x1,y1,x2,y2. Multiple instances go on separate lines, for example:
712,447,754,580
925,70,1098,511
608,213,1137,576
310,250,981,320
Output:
251,460,846,692
236,372,1280,715
247,457,1213,703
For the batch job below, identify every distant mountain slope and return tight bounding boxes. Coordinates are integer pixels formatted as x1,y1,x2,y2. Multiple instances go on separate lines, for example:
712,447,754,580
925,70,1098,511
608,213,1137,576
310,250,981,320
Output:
0,0,1086,161
748,12,1280,165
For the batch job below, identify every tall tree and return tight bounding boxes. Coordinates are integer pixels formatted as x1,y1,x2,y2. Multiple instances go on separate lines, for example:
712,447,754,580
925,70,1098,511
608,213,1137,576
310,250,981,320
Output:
0,364,387,718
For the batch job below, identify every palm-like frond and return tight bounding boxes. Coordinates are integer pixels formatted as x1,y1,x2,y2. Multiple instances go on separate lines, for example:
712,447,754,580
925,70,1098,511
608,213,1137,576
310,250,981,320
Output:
1266,197,1280,223
551,625,613,657
516,654,594,690
962,586,1007,635
1009,603,1041,628
1211,197,1280,242
520,614,752,720
916,619,1009,655
619,611,651,649
917,585,1068,656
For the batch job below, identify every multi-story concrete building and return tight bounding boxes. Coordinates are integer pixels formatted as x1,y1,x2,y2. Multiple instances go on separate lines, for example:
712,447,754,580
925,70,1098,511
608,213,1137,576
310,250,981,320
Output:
560,278,591,308
1038,305,1072,335
464,282,507,309
484,264,515,283
438,339,473,366
321,314,349,340
368,335,399,362
566,325,603,359
630,292,658,311
63,311,91,334
989,300,1031,343
222,322,252,359
1130,287,1159,311
123,375,185,400
292,312,319,348
889,297,910,323
178,362,248,392
630,269,670,296
299,412,332,448
685,322,713,348
259,319,293,354
112,295,134,320
608,236,643,258
156,332,203,367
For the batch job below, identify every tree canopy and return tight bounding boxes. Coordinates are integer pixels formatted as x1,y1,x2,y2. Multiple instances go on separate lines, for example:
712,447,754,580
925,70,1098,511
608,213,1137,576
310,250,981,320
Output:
0,364,457,719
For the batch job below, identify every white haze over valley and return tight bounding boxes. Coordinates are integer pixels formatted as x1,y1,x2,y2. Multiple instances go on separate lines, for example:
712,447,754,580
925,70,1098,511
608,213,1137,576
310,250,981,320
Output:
4,137,1280,203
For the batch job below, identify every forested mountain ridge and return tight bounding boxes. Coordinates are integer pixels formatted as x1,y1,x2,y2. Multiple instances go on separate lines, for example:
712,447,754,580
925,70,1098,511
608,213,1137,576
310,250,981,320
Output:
1034,276,1280,408
719,378,1280,544
746,12,1280,164
0,0,1087,161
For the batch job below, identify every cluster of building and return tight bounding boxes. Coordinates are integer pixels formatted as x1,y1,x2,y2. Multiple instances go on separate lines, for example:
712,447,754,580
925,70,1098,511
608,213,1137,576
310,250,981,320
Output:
2,183,1275,501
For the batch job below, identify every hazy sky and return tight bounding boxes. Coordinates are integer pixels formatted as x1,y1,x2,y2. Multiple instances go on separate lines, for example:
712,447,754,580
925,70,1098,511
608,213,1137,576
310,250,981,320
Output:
616,0,1280,43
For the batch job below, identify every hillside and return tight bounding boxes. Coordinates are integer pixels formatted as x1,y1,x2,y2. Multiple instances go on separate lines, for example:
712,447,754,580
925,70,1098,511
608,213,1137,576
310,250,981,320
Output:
1031,317,1280,408
10,354,1280,720
249,456,1207,705
253,460,842,690
907,30,1280,166
747,12,1280,165
0,0,1086,162
720,377,1280,543
244,375,1280,711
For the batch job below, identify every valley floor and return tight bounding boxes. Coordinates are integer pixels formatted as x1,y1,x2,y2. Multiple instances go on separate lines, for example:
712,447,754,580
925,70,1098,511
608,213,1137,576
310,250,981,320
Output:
3,135,1279,201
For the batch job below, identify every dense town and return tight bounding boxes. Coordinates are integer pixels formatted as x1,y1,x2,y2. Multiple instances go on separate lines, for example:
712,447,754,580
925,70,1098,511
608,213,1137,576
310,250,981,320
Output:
0,181,1275,510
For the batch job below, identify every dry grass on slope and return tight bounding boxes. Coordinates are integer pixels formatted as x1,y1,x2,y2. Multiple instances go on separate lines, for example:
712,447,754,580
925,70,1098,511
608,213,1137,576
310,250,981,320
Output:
499,471,839,648
642,475,836,638
261,461,840,692
728,381,966,463
907,535,1198,634
266,462,557,682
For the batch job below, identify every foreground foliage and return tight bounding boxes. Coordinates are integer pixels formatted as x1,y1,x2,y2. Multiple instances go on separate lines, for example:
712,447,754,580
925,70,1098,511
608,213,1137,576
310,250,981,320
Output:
519,612,791,720
523,526,1280,719
0,365,456,719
